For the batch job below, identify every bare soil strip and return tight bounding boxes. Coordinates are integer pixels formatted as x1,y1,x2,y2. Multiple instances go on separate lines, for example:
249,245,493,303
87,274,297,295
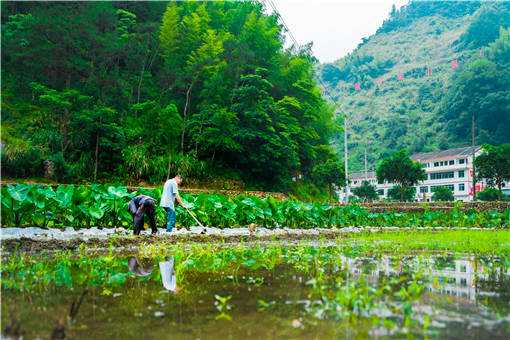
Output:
0,226,492,254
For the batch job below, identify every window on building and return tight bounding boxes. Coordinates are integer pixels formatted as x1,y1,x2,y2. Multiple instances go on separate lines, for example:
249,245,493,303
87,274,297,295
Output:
458,170,465,178
377,189,384,196
431,185,454,192
459,183,465,191
434,162,439,167
419,186,428,193
459,158,465,164
430,172,455,180
353,180,358,184
449,160,454,165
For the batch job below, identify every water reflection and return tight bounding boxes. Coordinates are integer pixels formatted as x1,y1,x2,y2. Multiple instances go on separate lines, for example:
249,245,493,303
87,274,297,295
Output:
127,256,177,292
159,257,177,292
128,257,153,277
340,255,510,302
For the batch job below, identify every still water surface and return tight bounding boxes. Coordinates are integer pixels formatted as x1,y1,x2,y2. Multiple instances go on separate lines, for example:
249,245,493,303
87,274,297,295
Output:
2,251,509,339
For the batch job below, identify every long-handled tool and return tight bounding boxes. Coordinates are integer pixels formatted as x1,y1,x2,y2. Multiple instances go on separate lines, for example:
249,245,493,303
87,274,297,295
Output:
184,207,207,234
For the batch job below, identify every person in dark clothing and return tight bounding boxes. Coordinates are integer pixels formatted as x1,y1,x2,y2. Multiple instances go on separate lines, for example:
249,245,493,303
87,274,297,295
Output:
128,194,157,235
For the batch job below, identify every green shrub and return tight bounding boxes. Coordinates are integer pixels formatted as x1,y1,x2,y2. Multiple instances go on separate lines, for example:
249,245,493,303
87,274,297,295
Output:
432,186,454,202
477,188,508,201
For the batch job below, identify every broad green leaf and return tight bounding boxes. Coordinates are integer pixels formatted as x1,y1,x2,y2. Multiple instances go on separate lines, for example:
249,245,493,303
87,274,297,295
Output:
7,184,30,202
89,205,105,220
107,186,130,198
55,185,74,207
108,272,127,286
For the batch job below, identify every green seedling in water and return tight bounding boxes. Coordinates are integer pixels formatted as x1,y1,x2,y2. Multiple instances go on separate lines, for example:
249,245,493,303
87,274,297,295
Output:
257,299,276,311
214,294,233,320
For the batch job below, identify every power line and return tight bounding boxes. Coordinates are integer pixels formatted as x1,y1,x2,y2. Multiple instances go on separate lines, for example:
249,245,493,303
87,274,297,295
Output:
260,0,350,202
260,0,337,103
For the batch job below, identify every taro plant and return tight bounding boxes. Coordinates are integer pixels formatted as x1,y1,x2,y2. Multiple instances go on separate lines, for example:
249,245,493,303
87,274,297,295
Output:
2,184,32,227
1,183,509,229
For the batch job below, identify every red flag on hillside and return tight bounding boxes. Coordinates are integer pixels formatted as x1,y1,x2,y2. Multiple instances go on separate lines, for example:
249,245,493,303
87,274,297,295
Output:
397,73,404,81
426,67,432,76
451,59,458,70
354,82,361,91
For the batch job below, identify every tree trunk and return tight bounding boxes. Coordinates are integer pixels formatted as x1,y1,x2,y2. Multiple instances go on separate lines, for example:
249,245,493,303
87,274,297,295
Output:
137,43,159,104
94,130,100,181
136,55,148,104
166,150,172,180
211,148,216,162
180,82,194,151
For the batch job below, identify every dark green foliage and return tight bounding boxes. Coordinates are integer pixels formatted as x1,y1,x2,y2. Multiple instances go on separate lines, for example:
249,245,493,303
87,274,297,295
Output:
352,181,379,202
432,186,454,202
477,188,508,202
1,1,340,191
440,29,510,146
475,144,510,190
388,185,416,202
456,2,510,49
311,159,345,198
376,150,426,201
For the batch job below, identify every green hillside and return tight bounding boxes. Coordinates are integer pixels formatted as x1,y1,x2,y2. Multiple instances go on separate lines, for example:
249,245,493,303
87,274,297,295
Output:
320,0,510,172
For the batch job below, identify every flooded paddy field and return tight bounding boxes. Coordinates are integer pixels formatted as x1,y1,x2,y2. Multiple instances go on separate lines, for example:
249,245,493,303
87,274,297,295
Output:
2,230,510,339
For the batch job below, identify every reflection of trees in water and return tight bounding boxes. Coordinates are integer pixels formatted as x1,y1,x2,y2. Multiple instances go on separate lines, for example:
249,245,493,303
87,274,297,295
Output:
4,288,89,339
433,256,456,271
475,256,510,315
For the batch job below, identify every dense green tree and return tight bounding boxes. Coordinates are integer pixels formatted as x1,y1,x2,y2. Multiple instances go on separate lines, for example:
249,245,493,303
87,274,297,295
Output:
432,186,454,202
387,185,416,202
352,181,378,202
376,149,426,201
310,159,345,198
474,144,510,190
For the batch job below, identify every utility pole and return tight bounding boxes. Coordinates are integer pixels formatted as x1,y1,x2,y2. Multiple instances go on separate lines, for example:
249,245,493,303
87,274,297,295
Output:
344,115,349,203
471,112,476,201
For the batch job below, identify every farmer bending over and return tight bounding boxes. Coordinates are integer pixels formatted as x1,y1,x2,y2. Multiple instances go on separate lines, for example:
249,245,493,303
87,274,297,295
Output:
160,174,187,232
128,194,157,235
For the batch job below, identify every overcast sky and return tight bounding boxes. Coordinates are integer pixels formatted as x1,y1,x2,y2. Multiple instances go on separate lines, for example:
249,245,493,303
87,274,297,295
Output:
268,0,409,63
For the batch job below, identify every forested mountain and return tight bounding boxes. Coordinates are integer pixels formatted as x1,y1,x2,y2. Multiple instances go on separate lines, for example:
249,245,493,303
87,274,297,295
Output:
1,1,342,191
319,0,510,171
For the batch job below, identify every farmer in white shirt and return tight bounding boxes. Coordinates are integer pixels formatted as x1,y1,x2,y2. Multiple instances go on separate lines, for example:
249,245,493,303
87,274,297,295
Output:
160,174,187,232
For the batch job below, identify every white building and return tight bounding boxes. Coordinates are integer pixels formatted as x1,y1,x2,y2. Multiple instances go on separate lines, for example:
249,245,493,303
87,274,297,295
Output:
342,146,509,202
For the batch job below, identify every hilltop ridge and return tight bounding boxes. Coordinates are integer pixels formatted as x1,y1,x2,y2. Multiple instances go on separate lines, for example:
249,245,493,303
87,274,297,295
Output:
319,0,510,171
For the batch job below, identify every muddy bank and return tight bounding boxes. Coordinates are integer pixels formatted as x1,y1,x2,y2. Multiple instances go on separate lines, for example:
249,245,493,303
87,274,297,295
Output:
0,226,354,253
0,226,492,254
